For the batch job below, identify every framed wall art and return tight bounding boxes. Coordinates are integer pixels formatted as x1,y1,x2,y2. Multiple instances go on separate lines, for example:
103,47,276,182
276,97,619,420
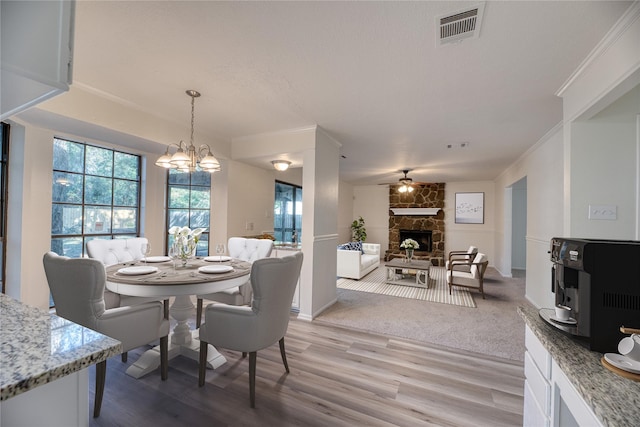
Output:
455,192,484,224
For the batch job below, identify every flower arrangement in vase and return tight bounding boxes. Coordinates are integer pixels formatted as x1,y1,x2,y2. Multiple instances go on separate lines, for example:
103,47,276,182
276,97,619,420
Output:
400,238,420,261
169,226,205,267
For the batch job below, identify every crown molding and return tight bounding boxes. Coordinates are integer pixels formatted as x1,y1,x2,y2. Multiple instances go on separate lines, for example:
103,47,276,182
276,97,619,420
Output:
556,2,640,97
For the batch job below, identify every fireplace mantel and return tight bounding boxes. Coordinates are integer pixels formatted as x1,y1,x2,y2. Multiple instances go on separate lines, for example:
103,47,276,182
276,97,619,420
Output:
390,208,441,216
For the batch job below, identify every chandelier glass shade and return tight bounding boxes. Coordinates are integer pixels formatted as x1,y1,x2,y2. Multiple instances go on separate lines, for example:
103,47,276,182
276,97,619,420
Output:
155,90,221,173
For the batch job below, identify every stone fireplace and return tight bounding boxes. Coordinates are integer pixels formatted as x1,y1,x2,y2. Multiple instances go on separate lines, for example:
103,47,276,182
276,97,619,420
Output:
386,183,445,265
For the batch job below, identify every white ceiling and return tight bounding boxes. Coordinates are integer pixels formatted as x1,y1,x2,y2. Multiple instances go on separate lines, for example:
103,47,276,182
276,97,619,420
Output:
67,0,631,185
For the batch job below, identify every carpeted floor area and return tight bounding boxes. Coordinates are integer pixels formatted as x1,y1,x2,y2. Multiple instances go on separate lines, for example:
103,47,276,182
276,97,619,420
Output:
317,267,528,361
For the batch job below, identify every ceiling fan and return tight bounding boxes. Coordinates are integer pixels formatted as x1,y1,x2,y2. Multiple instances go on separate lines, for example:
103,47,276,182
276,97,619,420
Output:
380,169,428,193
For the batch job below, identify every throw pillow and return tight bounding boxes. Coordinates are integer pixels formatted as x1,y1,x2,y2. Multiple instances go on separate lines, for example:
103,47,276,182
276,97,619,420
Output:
337,241,363,253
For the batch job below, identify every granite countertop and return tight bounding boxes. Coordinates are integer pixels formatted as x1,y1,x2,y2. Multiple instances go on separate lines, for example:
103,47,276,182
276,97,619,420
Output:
518,304,640,427
0,294,122,401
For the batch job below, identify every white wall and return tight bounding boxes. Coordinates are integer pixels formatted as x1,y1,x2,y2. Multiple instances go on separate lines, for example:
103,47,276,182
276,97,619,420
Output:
445,181,495,262
569,85,640,239
352,185,388,252
338,180,354,244
511,178,527,270
559,1,640,241
495,127,564,309
6,123,52,307
226,160,276,239
301,129,340,319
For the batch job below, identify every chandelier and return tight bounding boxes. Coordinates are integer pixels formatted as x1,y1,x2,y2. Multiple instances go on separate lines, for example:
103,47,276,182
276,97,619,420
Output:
155,90,221,173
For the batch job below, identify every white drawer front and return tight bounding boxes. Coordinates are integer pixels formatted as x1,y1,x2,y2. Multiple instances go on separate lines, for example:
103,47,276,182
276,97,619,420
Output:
525,351,551,414
526,325,551,378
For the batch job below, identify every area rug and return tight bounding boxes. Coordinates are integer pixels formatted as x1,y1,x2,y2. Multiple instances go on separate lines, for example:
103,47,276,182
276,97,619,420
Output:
337,266,476,308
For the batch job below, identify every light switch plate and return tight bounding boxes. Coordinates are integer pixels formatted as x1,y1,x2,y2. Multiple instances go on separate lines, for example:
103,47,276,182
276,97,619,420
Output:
588,205,617,220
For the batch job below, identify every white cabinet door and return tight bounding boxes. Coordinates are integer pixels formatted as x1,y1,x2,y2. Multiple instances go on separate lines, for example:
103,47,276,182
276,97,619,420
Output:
550,360,602,427
1,0,74,120
524,326,603,427
524,380,550,427
524,352,551,415
1,369,89,427
524,326,552,426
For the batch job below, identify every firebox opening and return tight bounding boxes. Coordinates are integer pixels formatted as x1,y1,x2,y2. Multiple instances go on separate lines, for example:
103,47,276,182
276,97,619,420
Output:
399,229,433,252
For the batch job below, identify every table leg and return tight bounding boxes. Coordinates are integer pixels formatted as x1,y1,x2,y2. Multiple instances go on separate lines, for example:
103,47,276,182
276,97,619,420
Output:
125,295,227,379
386,267,394,281
416,269,429,287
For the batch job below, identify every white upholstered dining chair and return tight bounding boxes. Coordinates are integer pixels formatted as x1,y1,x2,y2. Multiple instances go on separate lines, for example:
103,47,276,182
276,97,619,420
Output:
86,237,166,363
198,252,303,408
43,252,170,418
86,237,160,308
195,237,274,328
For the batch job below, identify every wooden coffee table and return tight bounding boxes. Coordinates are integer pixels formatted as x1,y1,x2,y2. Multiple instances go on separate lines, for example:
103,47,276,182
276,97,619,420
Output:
385,258,432,288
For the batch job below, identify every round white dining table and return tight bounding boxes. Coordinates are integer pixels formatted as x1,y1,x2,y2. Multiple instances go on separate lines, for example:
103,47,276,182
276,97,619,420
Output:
105,257,251,379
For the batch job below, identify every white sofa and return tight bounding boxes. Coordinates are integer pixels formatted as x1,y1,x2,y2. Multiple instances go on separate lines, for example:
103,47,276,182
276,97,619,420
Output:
337,243,380,280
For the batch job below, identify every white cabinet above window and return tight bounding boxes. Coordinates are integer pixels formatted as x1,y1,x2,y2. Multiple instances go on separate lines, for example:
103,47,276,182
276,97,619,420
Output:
1,0,75,120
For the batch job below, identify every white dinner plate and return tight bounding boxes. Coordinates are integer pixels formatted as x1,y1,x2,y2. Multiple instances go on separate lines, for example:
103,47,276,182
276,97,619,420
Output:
117,266,158,276
549,315,577,325
144,256,171,263
198,265,234,274
204,256,232,262
604,353,640,374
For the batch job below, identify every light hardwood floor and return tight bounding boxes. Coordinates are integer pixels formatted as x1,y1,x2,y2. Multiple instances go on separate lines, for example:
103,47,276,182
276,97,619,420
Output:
89,317,524,426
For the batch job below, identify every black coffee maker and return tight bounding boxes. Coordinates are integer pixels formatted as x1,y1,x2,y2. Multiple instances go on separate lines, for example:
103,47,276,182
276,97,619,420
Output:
546,237,640,353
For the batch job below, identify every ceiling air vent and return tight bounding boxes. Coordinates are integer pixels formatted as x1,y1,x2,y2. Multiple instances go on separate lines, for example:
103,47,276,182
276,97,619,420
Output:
437,3,485,46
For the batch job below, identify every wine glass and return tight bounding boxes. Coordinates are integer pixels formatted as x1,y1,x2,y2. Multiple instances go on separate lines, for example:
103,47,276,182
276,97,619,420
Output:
215,243,226,261
168,243,178,273
141,243,151,264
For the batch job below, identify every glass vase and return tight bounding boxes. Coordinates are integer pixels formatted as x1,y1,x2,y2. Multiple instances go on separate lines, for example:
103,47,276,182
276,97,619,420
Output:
176,242,196,267
406,248,414,262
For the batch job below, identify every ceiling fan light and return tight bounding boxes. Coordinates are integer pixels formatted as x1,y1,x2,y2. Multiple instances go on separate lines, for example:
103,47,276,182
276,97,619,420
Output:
398,185,408,193
272,160,291,171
